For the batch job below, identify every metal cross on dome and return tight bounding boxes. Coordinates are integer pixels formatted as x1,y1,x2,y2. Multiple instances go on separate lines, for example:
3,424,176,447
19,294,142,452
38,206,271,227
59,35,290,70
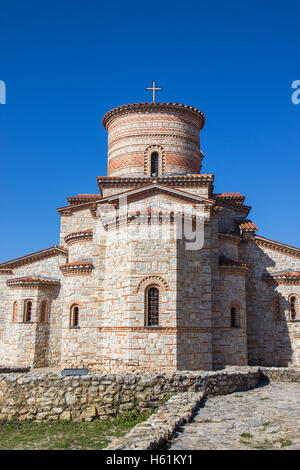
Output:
145,80,162,103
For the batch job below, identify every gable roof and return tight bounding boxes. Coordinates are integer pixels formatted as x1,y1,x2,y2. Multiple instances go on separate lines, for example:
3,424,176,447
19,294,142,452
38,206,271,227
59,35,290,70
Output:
57,183,218,216
255,235,300,259
0,245,68,269
262,270,300,284
98,183,216,206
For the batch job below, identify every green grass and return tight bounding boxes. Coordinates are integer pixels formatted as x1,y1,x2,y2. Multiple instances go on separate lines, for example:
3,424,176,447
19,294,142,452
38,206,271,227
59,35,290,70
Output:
279,438,292,448
0,412,149,450
240,432,253,439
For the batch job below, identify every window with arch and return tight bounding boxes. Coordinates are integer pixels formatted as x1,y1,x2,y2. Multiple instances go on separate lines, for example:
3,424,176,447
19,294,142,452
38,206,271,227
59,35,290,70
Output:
40,299,48,323
145,286,159,326
273,294,282,321
70,304,80,328
151,152,159,177
289,295,298,321
230,306,240,328
12,301,18,323
24,299,33,322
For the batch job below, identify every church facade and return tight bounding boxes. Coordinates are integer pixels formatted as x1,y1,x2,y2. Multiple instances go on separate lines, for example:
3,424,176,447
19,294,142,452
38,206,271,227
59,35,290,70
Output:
0,101,299,372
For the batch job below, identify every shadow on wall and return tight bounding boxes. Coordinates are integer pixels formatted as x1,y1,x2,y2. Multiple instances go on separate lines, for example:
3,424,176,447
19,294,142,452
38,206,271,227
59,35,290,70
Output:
244,243,293,367
33,286,60,368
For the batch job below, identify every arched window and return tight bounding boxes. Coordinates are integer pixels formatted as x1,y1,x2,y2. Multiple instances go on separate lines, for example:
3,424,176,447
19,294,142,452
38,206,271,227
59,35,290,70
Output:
273,294,282,321
70,304,79,328
145,287,159,326
40,300,48,323
151,152,159,177
289,295,298,321
12,301,18,323
231,306,240,328
24,300,33,322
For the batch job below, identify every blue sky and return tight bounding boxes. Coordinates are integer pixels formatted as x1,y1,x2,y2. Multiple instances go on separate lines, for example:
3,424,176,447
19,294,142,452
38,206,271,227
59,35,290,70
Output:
0,0,299,262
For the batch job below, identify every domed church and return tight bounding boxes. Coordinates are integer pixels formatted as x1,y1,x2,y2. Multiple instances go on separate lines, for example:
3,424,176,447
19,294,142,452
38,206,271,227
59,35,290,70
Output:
0,88,299,372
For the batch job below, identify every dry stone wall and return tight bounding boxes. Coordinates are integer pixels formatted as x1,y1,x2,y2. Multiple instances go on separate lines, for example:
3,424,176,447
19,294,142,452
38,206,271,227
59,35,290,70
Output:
0,367,262,422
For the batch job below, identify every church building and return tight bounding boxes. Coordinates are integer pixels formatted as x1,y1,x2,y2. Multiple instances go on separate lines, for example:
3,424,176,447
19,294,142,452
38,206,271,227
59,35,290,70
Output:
0,95,299,372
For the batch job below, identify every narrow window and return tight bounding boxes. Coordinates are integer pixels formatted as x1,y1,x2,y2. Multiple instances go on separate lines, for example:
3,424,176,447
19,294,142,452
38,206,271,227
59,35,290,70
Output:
273,295,282,321
151,152,159,176
40,300,48,323
290,296,297,320
70,304,79,328
231,307,240,328
12,301,18,323
146,287,159,326
24,300,32,322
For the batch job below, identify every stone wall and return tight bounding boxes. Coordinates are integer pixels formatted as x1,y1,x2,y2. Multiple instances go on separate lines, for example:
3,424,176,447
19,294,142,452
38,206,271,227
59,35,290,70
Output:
0,367,262,422
240,239,300,367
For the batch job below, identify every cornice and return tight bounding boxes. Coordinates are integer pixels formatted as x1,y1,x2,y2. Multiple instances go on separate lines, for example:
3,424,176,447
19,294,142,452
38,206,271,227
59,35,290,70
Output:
0,269,14,275
97,174,214,193
219,232,242,243
64,229,93,245
6,276,60,289
102,102,205,130
210,197,251,215
219,256,249,275
0,246,68,269
255,236,300,259
262,272,300,285
59,261,94,275
102,207,210,232
97,326,211,333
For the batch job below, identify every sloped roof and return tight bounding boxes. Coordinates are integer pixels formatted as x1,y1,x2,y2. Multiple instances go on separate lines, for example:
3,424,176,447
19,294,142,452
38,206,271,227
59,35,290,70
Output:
214,192,246,204
67,194,101,205
262,270,300,284
255,235,300,258
6,276,60,288
0,245,68,269
239,220,258,232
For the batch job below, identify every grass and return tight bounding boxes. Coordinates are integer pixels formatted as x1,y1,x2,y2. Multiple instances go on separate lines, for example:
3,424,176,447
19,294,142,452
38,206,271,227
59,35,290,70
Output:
0,412,149,450
240,432,253,439
279,438,292,448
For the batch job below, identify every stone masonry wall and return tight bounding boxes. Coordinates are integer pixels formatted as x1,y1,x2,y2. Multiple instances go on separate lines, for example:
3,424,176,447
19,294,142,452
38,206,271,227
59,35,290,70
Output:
240,240,300,366
0,367,262,422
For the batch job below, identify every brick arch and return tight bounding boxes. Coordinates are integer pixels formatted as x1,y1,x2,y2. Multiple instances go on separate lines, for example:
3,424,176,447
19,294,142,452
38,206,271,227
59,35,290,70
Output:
39,298,49,323
136,275,170,293
144,145,166,175
228,301,242,310
67,300,84,310
288,293,299,320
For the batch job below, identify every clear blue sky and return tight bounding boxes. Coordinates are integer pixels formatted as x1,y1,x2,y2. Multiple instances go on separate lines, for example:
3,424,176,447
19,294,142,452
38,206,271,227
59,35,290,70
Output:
0,0,299,262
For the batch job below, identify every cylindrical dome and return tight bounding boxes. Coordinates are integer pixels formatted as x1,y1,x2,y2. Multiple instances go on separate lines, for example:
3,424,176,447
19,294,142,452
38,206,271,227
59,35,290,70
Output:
102,102,205,177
